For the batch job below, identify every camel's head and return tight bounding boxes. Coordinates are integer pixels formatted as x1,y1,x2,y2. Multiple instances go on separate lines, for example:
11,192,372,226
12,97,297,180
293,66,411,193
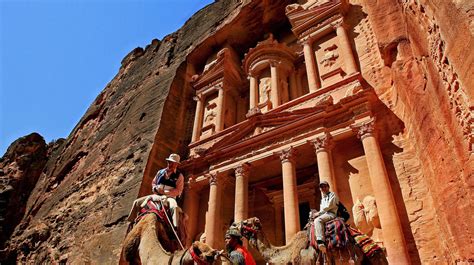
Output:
190,241,221,264
231,217,262,242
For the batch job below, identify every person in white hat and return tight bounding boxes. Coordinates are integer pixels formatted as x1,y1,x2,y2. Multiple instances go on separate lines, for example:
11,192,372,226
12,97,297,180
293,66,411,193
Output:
312,180,339,252
127,153,184,228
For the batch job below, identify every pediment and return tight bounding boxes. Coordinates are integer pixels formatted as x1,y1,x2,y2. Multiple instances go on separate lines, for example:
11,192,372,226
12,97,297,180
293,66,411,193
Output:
192,47,245,91
286,0,346,38
205,105,328,153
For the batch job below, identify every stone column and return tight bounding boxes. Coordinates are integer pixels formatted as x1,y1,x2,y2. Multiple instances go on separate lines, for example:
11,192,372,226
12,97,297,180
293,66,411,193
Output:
191,95,204,142
289,71,298,100
234,164,250,223
270,62,281,108
249,74,258,111
183,177,200,247
351,119,411,264
280,148,300,243
302,39,321,92
205,173,220,248
310,133,337,190
335,21,358,75
215,85,225,132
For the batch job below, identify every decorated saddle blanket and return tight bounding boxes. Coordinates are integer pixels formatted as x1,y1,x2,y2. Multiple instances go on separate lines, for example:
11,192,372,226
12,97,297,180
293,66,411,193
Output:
348,226,382,257
309,218,350,250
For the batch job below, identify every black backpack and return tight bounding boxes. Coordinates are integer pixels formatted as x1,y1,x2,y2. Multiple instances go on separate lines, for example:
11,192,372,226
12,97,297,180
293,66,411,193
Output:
337,202,350,222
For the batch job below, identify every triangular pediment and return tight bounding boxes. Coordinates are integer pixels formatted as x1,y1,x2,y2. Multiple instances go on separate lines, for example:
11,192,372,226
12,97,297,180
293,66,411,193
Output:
205,105,328,153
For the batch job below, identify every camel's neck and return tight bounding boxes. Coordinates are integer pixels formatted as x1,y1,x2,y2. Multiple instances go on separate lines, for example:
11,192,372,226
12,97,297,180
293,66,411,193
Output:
139,215,173,264
255,231,275,258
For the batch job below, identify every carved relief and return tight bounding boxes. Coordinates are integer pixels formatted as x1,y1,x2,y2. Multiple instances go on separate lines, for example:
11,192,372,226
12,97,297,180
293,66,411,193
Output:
320,44,339,67
310,133,334,153
201,93,218,138
259,77,272,104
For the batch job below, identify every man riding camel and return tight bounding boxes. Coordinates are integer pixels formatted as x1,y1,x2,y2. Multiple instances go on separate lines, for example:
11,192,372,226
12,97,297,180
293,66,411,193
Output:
127,153,184,228
312,180,339,252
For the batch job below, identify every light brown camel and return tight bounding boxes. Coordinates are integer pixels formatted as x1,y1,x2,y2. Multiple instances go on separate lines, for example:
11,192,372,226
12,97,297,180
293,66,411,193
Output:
122,213,222,265
234,217,388,265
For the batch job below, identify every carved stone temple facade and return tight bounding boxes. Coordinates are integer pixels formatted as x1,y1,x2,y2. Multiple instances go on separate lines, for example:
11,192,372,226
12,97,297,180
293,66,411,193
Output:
177,1,408,264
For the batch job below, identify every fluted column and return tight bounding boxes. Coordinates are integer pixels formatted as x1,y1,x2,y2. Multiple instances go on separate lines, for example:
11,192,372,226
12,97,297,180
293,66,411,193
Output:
351,119,411,264
280,148,300,242
302,39,321,92
234,164,250,223
191,95,204,142
205,173,220,248
310,133,337,190
183,176,200,247
215,85,225,132
270,62,281,109
249,74,258,110
335,21,358,75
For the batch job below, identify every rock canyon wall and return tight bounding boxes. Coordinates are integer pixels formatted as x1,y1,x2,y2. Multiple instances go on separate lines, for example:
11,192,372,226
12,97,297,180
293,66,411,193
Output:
0,0,472,264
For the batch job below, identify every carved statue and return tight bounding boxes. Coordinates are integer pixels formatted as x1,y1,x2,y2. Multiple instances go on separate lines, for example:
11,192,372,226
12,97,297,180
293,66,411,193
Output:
320,44,339,67
233,217,388,265
121,214,223,265
352,195,381,236
259,77,272,104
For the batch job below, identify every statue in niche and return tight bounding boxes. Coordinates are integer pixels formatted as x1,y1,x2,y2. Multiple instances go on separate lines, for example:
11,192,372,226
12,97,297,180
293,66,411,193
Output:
204,109,216,124
320,44,339,67
259,77,272,104
352,195,381,236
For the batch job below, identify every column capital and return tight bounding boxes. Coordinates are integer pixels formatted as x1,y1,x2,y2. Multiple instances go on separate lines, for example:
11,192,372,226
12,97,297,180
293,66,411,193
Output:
206,172,219,186
351,117,377,140
193,94,203,102
299,38,314,46
279,147,297,164
310,133,334,153
331,18,346,30
235,163,251,178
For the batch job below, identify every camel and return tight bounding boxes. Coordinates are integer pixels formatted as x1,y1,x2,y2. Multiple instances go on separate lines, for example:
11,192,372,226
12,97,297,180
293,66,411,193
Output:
234,217,388,265
122,213,222,264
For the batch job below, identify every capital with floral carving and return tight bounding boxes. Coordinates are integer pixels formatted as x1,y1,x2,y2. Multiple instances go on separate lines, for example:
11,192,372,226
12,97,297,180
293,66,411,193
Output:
279,147,297,164
235,163,251,178
350,117,377,140
206,172,218,186
310,133,334,153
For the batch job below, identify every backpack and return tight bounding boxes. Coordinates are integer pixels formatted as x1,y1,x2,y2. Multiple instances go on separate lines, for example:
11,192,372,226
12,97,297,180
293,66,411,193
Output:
337,202,350,222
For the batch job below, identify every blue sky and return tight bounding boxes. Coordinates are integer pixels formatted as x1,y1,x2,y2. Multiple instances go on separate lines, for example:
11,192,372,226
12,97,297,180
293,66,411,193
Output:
0,0,213,156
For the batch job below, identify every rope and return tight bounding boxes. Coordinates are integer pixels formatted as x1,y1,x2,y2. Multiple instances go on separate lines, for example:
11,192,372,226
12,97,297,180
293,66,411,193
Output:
158,198,185,250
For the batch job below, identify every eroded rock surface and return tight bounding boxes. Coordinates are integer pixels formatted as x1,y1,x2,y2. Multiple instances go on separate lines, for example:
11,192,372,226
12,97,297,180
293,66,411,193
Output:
1,0,473,264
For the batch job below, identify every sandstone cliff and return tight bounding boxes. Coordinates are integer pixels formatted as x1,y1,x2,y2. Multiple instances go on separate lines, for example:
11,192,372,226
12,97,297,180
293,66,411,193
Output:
1,0,473,264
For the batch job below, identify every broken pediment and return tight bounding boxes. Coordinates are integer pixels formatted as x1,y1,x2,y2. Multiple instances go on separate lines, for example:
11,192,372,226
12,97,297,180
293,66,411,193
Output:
285,0,348,39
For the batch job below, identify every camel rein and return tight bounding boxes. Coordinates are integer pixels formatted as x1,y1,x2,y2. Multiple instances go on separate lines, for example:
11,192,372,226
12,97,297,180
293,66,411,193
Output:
157,199,185,250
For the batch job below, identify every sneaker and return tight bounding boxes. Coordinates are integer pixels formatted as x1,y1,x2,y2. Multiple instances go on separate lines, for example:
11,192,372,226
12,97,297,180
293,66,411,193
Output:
318,243,327,253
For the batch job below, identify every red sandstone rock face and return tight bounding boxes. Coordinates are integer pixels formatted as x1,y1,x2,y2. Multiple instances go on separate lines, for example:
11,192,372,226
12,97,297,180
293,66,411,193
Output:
0,133,49,248
1,0,473,264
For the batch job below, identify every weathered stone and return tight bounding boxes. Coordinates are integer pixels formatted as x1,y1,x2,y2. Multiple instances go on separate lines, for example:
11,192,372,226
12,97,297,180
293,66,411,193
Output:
1,0,473,264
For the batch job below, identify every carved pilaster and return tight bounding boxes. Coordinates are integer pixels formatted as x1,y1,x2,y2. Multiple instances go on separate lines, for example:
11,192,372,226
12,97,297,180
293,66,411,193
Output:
351,118,377,140
279,147,297,164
